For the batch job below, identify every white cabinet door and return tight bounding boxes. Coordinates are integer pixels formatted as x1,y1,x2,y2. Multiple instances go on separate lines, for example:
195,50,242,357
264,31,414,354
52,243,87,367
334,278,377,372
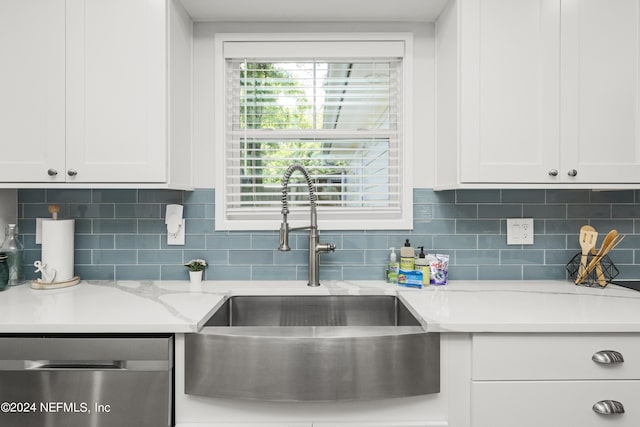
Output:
560,0,640,183
440,0,640,187
459,0,560,184
0,0,66,182
65,0,167,183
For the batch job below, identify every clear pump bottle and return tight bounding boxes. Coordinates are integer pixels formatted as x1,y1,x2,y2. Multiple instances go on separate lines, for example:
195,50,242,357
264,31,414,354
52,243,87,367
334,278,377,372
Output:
1,224,25,286
415,246,429,285
386,247,399,283
400,239,415,270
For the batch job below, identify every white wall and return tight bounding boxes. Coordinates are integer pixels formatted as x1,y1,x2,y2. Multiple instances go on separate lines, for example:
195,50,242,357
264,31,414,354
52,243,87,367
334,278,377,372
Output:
190,21,436,189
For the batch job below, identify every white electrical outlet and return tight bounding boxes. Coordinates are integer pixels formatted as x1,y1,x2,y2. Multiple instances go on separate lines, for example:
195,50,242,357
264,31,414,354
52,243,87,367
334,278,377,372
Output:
507,218,534,245
167,219,185,245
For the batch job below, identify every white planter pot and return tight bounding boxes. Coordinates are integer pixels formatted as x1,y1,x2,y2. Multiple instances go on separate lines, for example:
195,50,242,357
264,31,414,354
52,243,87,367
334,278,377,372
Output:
189,270,203,286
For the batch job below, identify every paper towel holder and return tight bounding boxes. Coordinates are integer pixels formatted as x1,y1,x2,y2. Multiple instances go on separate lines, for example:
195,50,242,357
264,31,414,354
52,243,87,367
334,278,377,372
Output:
166,204,185,245
31,211,80,290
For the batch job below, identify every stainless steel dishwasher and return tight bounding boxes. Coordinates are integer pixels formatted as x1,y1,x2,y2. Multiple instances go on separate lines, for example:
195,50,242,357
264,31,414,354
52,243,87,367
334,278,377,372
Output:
0,335,173,427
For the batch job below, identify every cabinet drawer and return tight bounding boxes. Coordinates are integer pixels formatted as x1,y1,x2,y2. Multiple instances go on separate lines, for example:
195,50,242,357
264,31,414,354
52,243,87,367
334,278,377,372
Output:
472,333,640,380
472,380,640,427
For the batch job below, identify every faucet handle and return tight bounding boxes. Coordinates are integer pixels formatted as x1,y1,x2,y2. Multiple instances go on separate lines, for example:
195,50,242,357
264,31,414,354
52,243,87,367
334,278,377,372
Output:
317,243,336,253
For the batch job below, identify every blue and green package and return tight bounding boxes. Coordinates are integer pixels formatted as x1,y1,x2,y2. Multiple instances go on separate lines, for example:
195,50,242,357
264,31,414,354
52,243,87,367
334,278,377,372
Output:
397,269,423,288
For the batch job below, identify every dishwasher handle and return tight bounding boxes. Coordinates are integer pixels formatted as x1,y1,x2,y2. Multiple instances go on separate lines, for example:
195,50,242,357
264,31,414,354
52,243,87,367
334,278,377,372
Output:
8,359,172,371
27,360,125,370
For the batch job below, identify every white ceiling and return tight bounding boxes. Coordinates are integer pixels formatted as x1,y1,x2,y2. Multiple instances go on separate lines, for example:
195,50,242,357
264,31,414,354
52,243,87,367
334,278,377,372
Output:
179,0,449,22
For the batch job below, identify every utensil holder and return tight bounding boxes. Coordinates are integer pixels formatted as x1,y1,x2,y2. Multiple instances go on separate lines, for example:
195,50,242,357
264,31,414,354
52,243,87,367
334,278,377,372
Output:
566,252,619,287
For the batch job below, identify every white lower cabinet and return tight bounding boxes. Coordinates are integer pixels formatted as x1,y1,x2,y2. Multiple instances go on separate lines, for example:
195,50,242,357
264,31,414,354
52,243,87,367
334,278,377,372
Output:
471,333,640,427
472,381,640,427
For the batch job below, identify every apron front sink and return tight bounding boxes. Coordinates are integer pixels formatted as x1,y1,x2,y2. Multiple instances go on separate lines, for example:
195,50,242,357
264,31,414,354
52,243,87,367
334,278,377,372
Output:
185,295,440,401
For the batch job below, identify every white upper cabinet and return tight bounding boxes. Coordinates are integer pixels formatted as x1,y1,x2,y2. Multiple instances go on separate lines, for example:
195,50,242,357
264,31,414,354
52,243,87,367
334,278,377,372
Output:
460,0,560,184
66,0,167,183
0,0,66,182
436,0,640,188
0,0,192,188
560,0,640,183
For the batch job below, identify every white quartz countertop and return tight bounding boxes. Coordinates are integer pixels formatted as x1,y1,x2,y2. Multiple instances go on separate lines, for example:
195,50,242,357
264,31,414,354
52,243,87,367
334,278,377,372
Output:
399,280,640,333
1,279,640,333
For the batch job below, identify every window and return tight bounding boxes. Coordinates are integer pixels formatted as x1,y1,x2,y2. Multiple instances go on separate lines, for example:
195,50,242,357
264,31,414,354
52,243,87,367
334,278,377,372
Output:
214,34,413,230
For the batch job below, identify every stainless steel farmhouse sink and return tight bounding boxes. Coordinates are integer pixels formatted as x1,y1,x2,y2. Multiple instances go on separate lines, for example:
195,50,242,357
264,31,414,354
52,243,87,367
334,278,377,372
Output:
185,295,440,401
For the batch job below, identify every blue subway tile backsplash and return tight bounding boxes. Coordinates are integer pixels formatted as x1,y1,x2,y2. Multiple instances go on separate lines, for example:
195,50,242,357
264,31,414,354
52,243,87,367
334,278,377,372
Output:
16,188,640,282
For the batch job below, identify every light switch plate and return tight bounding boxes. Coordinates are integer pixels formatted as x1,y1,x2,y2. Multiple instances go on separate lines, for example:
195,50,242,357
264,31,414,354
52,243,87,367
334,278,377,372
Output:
507,218,534,245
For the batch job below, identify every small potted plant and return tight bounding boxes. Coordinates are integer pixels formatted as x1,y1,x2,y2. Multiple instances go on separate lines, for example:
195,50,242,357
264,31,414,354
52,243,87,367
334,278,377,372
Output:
184,258,207,285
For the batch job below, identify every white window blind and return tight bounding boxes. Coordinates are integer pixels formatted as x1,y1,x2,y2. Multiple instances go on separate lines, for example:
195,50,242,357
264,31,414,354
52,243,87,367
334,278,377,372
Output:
216,36,413,230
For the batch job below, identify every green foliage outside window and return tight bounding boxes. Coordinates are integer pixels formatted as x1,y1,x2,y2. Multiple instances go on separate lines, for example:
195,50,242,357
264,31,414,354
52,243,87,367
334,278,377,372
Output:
239,63,346,195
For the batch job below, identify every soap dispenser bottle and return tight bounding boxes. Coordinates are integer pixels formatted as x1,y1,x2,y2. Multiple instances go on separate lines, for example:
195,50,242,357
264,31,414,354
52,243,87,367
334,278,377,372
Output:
415,246,429,285
386,247,399,283
400,239,415,270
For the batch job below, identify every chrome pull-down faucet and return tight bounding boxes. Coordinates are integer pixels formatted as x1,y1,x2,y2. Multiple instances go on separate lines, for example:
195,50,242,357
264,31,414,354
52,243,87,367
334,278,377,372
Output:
278,164,336,287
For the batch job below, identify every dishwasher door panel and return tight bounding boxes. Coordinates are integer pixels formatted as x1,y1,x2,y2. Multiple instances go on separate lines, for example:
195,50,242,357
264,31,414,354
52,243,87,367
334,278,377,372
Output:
0,335,173,427
0,370,171,427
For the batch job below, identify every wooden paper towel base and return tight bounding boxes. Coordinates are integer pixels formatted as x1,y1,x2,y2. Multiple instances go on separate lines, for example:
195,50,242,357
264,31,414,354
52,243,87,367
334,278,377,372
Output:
31,276,81,290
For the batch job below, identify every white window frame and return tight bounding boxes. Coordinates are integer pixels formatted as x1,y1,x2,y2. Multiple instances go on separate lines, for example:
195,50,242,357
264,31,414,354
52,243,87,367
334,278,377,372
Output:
214,32,414,231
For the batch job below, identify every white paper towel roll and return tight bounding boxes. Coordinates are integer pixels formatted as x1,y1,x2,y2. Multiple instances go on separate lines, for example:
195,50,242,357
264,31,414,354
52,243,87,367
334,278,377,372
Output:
42,219,75,282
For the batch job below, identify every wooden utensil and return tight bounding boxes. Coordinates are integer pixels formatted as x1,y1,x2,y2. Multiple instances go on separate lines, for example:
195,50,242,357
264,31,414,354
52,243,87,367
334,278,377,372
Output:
594,234,625,286
593,243,606,286
580,230,619,286
575,230,621,285
579,225,607,286
575,229,616,284
590,233,624,286
578,225,598,278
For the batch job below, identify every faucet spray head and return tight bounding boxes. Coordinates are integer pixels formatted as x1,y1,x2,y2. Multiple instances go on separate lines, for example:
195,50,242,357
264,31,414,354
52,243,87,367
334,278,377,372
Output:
278,221,291,251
